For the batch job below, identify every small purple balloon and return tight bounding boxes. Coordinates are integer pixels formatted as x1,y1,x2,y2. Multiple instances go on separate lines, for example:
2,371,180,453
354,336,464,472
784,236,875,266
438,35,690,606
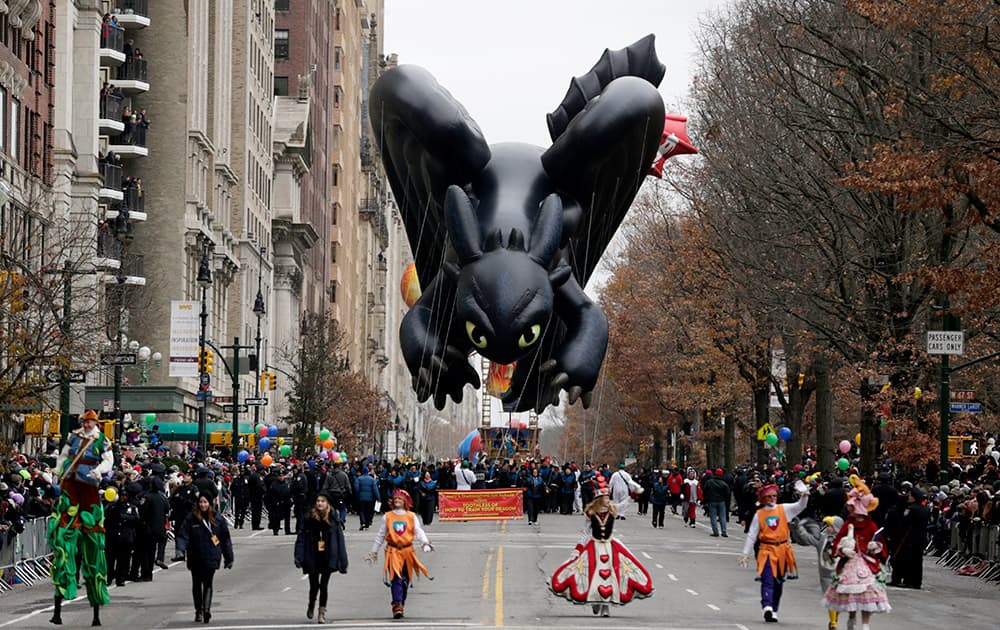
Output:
9,492,24,506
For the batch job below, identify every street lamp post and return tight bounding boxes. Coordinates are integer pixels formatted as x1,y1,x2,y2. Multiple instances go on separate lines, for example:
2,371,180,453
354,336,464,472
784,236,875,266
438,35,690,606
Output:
252,272,265,430
196,250,213,456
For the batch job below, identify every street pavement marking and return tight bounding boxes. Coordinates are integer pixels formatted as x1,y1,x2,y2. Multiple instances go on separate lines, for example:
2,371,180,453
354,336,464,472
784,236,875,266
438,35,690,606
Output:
736,625,751,630
668,573,679,581
686,588,699,596
249,529,269,538
282,586,292,592
656,563,664,569
495,545,504,627
707,604,720,611
482,548,494,625
641,551,653,559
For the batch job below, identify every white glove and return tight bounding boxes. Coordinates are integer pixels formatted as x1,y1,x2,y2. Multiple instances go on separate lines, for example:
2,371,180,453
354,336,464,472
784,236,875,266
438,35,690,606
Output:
363,551,378,565
840,546,856,558
866,541,883,555
89,469,103,480
422,543,433,553
737,554,749,568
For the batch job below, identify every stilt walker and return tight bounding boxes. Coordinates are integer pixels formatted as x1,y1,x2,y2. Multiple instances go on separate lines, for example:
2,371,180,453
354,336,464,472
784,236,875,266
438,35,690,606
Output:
550,475,654,616
365,489,432,619
49,410,113,626
738,480,809,623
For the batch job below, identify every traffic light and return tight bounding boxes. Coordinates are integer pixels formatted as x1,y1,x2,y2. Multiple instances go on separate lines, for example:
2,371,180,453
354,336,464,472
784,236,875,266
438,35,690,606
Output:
268,372,276,390
259,372,268,391
198,347,215,374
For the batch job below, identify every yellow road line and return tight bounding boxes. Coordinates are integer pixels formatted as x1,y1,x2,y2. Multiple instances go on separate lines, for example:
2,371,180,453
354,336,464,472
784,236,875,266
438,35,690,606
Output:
495,545,504,626
482,548,494,625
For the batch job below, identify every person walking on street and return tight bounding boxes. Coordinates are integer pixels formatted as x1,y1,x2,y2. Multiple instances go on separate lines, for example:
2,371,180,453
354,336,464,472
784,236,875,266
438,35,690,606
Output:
365,489,433,619
417,470,438,526
650,474,669,528
667,468,683,515
738,480,810,623
138,476,170,580
354,467,378,530
230,467,251,529
454,460,476,491
523,467,546,525
681,468,702,527
889,487,929,589
703,470,731,537
608,464,642,520
294,492,348,624
176,493,234,623
321,463,353,525
248,466,265,530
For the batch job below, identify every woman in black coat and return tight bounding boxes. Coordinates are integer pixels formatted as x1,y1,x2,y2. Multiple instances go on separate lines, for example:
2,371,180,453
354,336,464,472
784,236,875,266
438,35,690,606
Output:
294,492,348,624
176,492,234,623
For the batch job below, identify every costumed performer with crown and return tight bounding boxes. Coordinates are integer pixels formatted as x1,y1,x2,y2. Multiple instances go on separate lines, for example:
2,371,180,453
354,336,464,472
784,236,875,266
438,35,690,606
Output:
49,409,113,626
364,489,433,619
549,474,654,617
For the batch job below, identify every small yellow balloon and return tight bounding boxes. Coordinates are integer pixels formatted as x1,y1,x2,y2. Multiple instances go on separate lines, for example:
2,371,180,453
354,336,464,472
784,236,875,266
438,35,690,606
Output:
276,437,285,446
104,487,118,502
855,432,862,446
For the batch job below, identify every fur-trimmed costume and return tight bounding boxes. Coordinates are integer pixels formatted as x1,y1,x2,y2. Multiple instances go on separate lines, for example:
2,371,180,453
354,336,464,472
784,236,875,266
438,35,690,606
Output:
50,422,113,610
368,490,431,619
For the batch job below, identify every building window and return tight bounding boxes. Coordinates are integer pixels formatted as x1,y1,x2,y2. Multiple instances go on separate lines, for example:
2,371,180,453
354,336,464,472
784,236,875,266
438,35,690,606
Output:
274,76,288,96
10,98,18,163
332,165,339,187
274,30,289,60
331,202,338,225
330,241,337,263
0,89,5,151
334,47,341,71
274,0,290,11
335,9,341,30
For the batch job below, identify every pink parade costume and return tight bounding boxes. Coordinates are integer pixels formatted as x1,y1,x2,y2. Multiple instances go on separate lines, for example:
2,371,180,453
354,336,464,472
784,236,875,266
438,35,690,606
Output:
550,476,653,616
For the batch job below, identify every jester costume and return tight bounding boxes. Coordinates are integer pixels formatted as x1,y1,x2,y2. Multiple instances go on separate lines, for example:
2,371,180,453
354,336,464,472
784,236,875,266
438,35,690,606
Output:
368,490,431,619
550,476,654,616
740,486,809,623
49,413,113,625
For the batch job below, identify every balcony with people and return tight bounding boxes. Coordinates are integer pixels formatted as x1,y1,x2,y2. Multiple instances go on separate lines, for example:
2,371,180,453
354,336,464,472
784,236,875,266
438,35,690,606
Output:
112,0,151,29
99,14,126,67
110,44,149,94
99,83,128,134
98,154,124,202
107,108,150,158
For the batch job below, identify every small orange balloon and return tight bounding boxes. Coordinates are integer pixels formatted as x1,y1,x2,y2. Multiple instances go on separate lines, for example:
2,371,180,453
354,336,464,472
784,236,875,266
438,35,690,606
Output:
260,454,274,467
322,438,335,450
400,262,421,308
855,432,862,446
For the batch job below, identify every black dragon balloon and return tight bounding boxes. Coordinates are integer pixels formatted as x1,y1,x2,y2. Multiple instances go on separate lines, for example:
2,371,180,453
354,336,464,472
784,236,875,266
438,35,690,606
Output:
370,35,694,413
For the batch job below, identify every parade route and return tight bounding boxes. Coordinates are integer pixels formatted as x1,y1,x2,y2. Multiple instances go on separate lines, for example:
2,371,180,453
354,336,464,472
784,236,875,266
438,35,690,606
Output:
1,507,997,629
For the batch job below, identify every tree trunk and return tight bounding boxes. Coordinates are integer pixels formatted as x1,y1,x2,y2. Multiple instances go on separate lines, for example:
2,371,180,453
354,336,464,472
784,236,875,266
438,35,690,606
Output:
860,406,879,475
754,384,771,467
652,429,663,469
724,414,735,473
785,385,804,468
814,359,834,473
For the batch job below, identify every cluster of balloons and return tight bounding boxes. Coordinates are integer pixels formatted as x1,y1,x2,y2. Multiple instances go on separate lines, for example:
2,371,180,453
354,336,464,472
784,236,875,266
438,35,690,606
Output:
764,426,793,447
257,424,279,438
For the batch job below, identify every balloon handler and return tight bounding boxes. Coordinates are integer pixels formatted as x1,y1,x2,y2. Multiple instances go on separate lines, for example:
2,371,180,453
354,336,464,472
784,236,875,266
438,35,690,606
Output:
365,489,433,619
738,479,810,623
822,476,890,630
49,410,113,626
549,475,654,617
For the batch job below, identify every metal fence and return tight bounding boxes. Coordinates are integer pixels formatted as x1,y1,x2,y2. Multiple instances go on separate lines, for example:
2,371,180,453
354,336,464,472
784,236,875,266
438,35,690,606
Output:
934,519,1000,583
0,517,53,592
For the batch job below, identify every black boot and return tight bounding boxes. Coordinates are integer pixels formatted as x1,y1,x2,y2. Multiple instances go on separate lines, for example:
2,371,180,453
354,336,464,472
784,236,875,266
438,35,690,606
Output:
50,595,63,625
91,605,101,627
202,584,213,623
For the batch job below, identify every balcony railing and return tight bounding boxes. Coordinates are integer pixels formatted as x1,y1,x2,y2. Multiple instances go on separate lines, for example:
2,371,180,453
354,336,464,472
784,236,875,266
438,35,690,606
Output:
115,0,148,17
117,58,147,82
97,232,122,259
99,161,122,190
122,183,144,213
113,125,146,148
100,93,127,120
121,253,144,278
101,24,125,52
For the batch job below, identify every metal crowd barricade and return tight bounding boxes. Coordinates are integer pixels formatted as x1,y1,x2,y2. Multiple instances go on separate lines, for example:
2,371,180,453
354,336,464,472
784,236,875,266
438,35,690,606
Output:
936,519,1000,583
0,517,53,591
0,531,16,592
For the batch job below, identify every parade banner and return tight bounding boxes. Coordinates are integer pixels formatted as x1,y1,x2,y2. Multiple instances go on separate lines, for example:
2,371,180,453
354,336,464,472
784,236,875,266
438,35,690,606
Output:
438,489,523,521
169,300,200,377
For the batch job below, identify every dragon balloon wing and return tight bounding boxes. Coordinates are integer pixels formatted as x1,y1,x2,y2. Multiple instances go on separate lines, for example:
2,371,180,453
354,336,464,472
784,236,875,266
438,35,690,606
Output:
369,66,492,285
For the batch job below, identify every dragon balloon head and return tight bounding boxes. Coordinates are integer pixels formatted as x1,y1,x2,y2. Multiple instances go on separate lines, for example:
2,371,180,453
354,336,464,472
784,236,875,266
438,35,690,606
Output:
443,185,571,366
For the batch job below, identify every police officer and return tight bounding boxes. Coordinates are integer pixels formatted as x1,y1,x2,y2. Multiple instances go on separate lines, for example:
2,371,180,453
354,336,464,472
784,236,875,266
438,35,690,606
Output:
230,466,251,529
248,465,265,530
266,466,293,535
290,465,309,532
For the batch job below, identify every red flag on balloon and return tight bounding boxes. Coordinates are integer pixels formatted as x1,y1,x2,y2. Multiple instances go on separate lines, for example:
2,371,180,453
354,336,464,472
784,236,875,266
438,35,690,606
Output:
648,113,698,178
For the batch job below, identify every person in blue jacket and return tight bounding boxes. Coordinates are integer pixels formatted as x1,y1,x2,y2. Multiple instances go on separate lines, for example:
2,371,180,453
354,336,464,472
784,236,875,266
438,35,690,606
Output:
294,492,348,624
524,467,547,525
559,465,578,514
651,474,670,528
353,467,379,531
176,492,234,623
417,470,438,525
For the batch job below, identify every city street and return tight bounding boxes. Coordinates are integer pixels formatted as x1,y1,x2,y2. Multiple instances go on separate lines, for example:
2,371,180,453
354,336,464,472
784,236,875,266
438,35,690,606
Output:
1,508,996,629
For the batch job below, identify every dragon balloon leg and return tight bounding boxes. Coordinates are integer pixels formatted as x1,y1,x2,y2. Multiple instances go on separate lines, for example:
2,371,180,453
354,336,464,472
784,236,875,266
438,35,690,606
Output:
371,34,693,413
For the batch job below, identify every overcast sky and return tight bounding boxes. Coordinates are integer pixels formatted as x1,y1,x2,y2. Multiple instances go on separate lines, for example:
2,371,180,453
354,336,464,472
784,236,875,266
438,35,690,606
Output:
383,0,730,147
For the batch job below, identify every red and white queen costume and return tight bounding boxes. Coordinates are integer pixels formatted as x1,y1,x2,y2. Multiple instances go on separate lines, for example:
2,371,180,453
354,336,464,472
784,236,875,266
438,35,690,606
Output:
550,475,653,616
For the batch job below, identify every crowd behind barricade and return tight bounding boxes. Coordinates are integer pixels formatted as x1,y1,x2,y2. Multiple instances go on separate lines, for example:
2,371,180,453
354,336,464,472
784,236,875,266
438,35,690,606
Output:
3,428,999,594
